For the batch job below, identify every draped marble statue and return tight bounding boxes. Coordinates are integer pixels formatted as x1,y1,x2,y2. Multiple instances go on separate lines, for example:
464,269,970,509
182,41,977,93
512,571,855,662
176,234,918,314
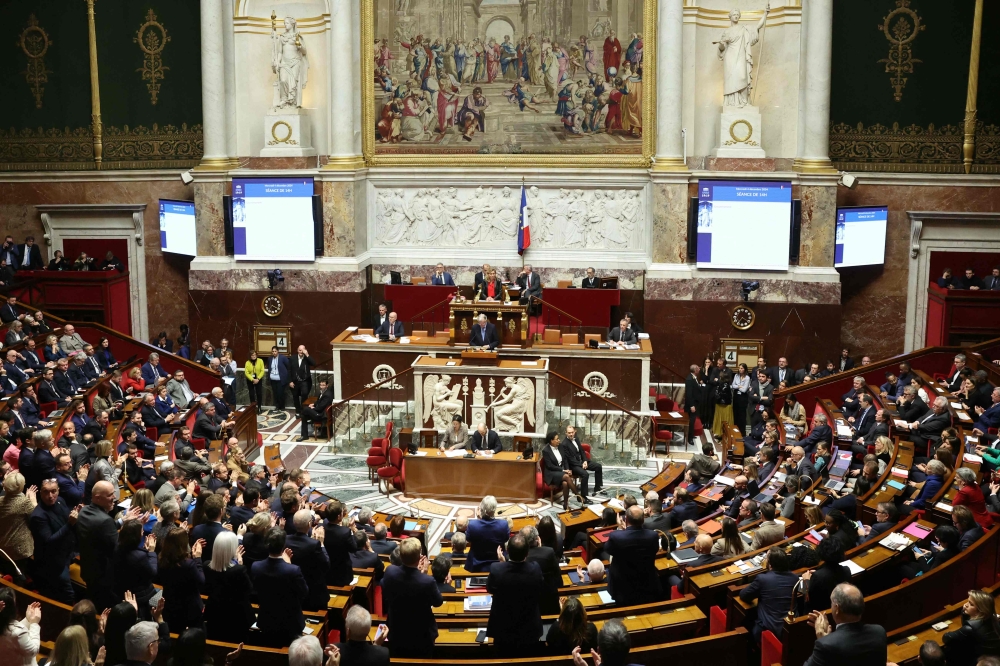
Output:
271,15,309,109
716,3,768,108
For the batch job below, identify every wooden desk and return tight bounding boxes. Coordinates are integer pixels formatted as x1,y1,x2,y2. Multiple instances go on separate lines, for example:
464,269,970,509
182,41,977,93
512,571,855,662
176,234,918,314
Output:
404,448,537,502
450,301,528,348
540,287,621,327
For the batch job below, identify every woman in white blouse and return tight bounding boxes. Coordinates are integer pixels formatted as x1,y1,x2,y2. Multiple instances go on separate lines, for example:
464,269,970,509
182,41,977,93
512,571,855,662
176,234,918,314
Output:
0,587,42,666
909,377,931,405
731,363,751,434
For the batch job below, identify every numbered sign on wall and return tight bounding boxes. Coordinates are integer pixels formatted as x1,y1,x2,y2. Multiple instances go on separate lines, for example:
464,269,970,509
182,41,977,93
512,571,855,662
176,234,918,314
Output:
720,338,764,372
254,325,293,355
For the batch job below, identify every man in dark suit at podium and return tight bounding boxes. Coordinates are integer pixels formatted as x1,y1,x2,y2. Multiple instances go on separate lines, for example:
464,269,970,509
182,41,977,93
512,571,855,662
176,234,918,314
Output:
582,267,599,288
608,319,636,346
375,312,404,340
469,314,500,350
471,423,502,453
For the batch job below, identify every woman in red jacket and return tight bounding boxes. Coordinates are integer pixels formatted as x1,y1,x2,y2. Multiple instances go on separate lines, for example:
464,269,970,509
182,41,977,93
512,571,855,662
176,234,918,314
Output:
953,466,994,529
121,365,146,394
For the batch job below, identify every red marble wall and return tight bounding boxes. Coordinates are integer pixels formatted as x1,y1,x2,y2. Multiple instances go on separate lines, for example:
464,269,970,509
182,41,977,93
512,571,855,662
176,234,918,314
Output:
0,178,192,340
836,183,1000,360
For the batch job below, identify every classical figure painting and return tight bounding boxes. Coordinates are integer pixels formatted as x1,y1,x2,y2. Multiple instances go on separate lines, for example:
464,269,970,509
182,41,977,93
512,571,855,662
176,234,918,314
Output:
365,0,653,164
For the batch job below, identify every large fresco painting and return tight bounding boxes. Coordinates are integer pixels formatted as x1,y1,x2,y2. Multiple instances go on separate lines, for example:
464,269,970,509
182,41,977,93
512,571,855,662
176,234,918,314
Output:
363,0,654,166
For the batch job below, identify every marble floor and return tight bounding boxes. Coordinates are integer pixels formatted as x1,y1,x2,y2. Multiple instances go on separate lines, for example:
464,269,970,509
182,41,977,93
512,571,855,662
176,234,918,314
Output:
246,407,701,555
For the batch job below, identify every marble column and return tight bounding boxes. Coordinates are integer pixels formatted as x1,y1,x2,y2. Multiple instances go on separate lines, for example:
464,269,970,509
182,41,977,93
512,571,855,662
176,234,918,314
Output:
198,0,229,169
222,0,238,166
652,0,685,171
794,0,835,173
325,0,363,169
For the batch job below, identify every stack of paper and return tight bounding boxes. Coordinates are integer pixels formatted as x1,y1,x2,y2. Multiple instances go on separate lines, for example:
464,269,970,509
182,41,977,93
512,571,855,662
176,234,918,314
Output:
965,453,983,464
836,425,853,439
464,595,493,611
893,419,909,429
410,450,428,457
841,560,866,575
957,412,971,421
713,474,736,487
607,498,625,510
950,402,964,409
598,590,615,604
444,450,465,458
668,411,683,418
891,467,909,478
587,503,606,517
934,502,953,512
880,533,911,551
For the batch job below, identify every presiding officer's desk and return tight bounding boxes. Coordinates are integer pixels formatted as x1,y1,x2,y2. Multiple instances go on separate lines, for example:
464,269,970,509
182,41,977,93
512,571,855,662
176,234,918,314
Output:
405,447,537,502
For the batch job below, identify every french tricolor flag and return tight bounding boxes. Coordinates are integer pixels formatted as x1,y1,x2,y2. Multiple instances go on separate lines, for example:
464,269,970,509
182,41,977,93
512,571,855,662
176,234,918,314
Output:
517,185,530,255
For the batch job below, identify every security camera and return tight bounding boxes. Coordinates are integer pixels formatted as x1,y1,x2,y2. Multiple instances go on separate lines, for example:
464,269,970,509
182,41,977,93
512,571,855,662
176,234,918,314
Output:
180,170,194,185
740,280,759,302
838,172,858,189
267,269,284,290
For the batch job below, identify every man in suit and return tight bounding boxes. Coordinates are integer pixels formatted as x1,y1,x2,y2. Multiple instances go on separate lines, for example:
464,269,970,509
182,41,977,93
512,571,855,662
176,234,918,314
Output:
473,263,491,293
686,443,721,479
54,452,86,506
207,387,230,419
946,354,967,393
768,357,794,388
665,534,721,592
322,500,358,586
848,393,875,439
984,266,1000,290
53,357,79,397
430,263,455,286
291,345,316,413
0,296,23,324
470,422,502,454
839,348,855,372
897,386,929,421
465,495,510,571
906,396,952,450
604,505,662,606
937,268,958,289
972,386,1000,437
789,446,817,481
375,312,404,340
469,314,500,350
76,480,126,610
643,490,671,532
724,475,751,518
298,380,335,441
684,364,703,446
487,533,544,656
331,605,390,666
15,236,43,270
68,353,92,388
608,319,637,346
840,376,865,418
582,267,599,288
20,338,43,373
373,303,389,331
740,547,800,642
81,345,104,381
193,402,233,442
861,503,900,544
251,527,310,647
190,494,227,562
166,369,197,409
516,264,542,307
804,583,887,666
38,367,70,407
751,502,785,550
267,346,293,411
369,522,396,555
140,394,173,436
562,425,602,499
879,371,904,401
4,349,29,386
667,487,699,527
382,537,443,658
349,531,385,583
798,414,832,455
520,525,561,615
854,409,889,455
141,352,170,387
285,509,331,611
958,267,984,290
82,410,110,445
29,478,79,603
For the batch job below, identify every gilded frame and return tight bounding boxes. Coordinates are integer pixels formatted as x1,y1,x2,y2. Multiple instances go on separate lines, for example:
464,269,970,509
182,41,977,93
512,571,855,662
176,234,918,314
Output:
361,0,657,168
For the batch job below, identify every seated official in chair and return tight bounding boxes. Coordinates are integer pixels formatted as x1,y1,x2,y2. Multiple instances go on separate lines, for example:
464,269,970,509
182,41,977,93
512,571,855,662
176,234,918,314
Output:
608,319,637,347
471,423,502,453
469,314,500,350
431,263,455,286
516,264,542,310
375,311,404,341
476,268,505,302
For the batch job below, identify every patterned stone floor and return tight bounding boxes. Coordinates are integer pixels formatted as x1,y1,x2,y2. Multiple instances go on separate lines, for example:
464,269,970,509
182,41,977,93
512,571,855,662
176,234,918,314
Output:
246,408,694,555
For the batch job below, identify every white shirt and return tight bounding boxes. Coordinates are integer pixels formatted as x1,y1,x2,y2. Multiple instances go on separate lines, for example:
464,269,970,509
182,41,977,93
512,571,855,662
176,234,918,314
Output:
0,618,40,666
550,446,562,464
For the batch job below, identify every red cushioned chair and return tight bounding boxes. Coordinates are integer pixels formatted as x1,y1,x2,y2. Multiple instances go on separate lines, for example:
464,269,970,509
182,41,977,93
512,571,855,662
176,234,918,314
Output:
670,585,683,600
377,447,404,495
39,402,57,419
761,630,782,666
327,629,341,644
581,443,592,461
367,439,390,483
190,437,206,451
709,606,727,635
374,585,383,616
655,397,676,413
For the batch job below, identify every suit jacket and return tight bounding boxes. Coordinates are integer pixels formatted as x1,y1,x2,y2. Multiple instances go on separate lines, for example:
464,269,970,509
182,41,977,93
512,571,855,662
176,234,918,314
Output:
768,366,794,388
193,412,224,441
487,560,544,644
983,274,1000,291
643,512,671,533
292,354,316,384
471,428,502,453
686,453,721,479
469,322,500,350
431,271,455,286
684,374,703,411
852,406,875,437
465,517,511,572
75,504,118,594
475,279,504,301
525,545,562,615
286,532,331,610
581,276,599,288
473,271,488,291
739,570,800,636
15,243,43,270
0,303,20,324
803,621,887,666
29,498,76,575
375,320,405,338
751,520,786,551
541,444,568,480
958,525,984,552
350,549,385,582
560,437,588,469
897,395,929,421
604,525,662,606
20,349,43,372
323,523,357,586
251,557,309,642
166,378,195,408
608,327,637,344
839,356,856,372
3,362,27,386
373,313,388,331
68,364,90,388
141,362,169,386
973,402,1000,433
861,420,890,447
799,424,832,454
266,354,292,385
54,369,77,397
914,410,951,440
796,459,818,482
190,521,226,562
334,641,390,666
56,472,85,506
669,500,700,527
210,397,230,419
382,564,443,650
841,388,862,417
141,404,169,432
516,271,542,299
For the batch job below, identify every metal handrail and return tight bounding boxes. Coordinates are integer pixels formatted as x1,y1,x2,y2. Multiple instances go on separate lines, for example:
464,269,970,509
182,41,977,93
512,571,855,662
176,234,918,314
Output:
548,369,643,418
529,296,583,326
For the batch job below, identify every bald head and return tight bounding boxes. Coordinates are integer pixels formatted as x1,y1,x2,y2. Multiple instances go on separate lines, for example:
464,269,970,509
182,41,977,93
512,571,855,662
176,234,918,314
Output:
626,505,644,526
694,534,713,554
92,480,116,510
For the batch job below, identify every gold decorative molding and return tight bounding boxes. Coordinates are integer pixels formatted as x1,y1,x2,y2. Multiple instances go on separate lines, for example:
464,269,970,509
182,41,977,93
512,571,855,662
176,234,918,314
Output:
134,8,171,106
84,0,103,167
0,127,93,170
361,0,656,168
18,14,53,109
878,0,925,102
829,121,975,173
725,119,758,147
101,123,203,168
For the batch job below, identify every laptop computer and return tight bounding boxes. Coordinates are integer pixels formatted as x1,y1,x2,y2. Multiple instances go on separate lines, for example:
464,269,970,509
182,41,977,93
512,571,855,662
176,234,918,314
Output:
599,277,618,289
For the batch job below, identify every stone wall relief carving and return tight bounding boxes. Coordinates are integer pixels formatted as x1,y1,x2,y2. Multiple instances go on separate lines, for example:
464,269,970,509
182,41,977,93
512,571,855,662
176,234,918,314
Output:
373,186,643,250
492,377,535,432
422,374,464,430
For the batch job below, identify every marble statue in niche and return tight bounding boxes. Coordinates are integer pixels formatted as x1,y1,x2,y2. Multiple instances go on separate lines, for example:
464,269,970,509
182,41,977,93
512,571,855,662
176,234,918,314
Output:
716,3,768,108
271,14,309,110
422,374,464,430
374,186,643,250
491,377,535,432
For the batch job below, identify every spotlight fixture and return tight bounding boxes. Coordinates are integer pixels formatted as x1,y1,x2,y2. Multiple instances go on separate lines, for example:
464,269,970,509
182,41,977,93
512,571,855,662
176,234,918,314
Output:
180,170,194,185
740,280,759,302
266,269,284,290
837,172,858,189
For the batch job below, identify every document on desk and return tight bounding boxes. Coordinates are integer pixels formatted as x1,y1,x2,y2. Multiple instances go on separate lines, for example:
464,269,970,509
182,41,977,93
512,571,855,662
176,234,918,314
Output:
607,498,625,510
950,402,963,409
713,474,736,487
444,450,465,458
965,453,983,464
836,425,853,438
587,503,607,517
464,595,493,611
893,419,909,429
410,450,428,457
668,411,683,418
957,411,971,421
841,560,866,575
598,591,615,604
346,326,358,331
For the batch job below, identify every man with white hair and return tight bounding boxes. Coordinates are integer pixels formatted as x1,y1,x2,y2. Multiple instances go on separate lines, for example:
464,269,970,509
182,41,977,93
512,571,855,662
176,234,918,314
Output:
209,387,231,419
469,313,500,350
375,311,404,340
575,558,606,585
643,490,670,532
465,495,510,571
58,323,87,354
286,508,330,611
330,604,390,666
124,621,161,665
288,635,323,666
141,351,170,386
906,395,952,450
679,520,700,548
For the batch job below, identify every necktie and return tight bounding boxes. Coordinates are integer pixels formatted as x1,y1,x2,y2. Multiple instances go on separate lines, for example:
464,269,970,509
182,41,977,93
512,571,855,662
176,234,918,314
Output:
91,358,99,373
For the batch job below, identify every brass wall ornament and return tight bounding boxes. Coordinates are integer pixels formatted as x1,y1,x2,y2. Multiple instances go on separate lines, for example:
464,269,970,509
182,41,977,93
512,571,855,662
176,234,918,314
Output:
878,0,925,102
268,120,297,145
725,119,759,147
18,14,53,109
134,9,171,105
